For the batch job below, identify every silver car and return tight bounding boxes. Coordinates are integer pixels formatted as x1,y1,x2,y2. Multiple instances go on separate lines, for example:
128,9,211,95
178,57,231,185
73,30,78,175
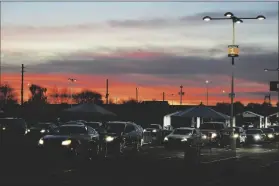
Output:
163,127,202,150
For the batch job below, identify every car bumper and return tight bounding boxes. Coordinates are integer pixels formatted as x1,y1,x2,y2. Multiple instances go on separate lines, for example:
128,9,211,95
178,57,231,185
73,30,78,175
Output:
37,145,77,159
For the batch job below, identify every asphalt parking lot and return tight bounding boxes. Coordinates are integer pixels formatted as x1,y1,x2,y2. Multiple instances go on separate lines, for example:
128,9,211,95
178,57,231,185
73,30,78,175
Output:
0,142,278,186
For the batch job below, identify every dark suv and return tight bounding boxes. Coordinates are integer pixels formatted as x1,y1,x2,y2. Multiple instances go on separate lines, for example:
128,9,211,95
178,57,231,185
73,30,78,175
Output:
199,122,229,147
0,118,27,146
104,121,143,156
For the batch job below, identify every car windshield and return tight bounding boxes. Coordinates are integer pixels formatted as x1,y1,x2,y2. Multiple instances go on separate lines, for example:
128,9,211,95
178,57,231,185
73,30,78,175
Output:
262,128,274,133
232,128,241,133
86,122,101,129
106,123,126,134
58,126,87,135
33,123,52,129
150,125,160,129
0,119,26,129
173,129,193,135
246,130,262,134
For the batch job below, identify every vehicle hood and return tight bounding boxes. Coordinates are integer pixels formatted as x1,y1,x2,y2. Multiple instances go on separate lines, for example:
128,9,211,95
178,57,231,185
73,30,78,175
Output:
105,133,121,137
246,134,260,136
167,134,191,139
42,134,90,141
29,127,46,131
144,128,158,131
200,129,218,133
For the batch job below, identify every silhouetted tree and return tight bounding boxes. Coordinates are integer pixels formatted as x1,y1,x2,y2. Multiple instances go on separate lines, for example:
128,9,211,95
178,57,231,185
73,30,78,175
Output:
0,84,18,105
28,84,48,104
59,88,70,104
246,102,262,114
121,99,139,105
234,101,245,114
49,86,60,104
73,90,103,105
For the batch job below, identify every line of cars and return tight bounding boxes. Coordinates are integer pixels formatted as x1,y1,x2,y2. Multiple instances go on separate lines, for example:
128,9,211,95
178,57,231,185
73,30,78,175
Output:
0,118,145,161
161,122,279,151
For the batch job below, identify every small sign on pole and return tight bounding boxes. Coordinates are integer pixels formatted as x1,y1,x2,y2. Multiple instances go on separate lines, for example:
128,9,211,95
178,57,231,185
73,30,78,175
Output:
269,81,279,91
228,45,239,57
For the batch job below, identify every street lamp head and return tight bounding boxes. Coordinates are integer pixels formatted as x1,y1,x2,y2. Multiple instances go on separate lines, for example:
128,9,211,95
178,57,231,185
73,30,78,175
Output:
256,15,266,20
224,12,234,17
203,16,212,21
235,19,243,24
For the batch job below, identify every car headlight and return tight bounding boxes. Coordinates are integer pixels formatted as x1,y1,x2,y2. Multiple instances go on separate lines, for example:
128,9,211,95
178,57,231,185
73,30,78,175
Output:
233,133,239,138
2,127,6,130
164,137,168,141
211,133,217,138
254,135,261,140
202,135,207,139
40,129,46,133
105,136,114,142
152,129,157,132
38,139,44,145
181,138,187,142
268,134,274,138
61,140,72,146
143,129,146,132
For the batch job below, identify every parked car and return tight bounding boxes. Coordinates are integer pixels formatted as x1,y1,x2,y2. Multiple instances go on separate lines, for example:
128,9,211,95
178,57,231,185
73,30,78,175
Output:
104,121,143,156
25,122,58,145
268,126,279,141
163,127,202,150
199,122,229,147
261,128,276,143
0,118,28,146
85,122,103,133
144,124,163,144
37,124,101,161
246,129,266,144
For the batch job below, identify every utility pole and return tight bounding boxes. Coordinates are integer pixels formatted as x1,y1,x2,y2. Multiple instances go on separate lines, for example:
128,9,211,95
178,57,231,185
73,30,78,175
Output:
105,79,109,104
178,85,184,105
162,92,165,101
21,64,25,105
136,87,138,103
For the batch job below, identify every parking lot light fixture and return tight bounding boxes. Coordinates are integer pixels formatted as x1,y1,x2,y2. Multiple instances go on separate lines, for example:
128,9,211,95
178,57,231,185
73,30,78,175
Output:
224,12,234,17
203,16,212,21
257,15,266,20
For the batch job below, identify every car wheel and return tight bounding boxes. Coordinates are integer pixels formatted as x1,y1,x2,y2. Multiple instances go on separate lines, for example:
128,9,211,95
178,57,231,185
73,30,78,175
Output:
236,139,241,148
117,141,125,155
133,140,141,153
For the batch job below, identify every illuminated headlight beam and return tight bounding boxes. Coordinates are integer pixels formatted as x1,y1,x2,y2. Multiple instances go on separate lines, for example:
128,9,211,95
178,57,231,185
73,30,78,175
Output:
61,140,72,146
105,136,114,142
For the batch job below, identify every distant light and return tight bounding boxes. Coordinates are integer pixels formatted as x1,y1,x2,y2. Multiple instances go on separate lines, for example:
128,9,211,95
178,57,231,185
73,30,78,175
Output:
256,15,266,20
203,16,211,21
222,90,226,93
264,69,268,72
205,80,209,84
224,12,233,17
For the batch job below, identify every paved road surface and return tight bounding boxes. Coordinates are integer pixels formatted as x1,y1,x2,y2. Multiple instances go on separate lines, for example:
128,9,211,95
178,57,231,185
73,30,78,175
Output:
0,143,278,185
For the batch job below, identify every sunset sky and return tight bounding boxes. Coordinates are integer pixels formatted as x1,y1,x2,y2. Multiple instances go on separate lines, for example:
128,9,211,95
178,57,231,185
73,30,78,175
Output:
1,2,278,105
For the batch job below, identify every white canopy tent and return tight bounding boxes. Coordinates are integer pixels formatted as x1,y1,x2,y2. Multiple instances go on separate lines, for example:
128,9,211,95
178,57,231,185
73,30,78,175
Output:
241,111,265,128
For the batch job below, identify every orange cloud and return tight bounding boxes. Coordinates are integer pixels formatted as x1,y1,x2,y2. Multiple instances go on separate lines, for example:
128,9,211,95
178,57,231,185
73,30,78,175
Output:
1,72,272,105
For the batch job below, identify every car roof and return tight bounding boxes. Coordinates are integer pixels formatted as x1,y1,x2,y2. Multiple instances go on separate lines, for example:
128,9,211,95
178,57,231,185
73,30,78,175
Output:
107,121,129,124
203,122,225,124
175,127,195,130
59,124,86,128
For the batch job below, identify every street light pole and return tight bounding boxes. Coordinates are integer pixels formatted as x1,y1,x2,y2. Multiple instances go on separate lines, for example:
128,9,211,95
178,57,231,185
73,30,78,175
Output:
205,80,210,106
68,78,77,107
203,12,266,152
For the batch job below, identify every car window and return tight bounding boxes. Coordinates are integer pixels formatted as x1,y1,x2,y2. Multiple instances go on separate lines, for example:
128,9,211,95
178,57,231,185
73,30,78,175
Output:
88,127,97,134
125,125,135,133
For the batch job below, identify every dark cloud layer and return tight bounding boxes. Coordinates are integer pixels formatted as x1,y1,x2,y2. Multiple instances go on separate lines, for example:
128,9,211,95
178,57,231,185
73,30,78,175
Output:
107,10,277,28
23,48,278,86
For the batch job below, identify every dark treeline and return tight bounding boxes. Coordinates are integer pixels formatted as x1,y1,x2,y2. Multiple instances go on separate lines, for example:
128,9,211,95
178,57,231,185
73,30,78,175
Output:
0,84,278,127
